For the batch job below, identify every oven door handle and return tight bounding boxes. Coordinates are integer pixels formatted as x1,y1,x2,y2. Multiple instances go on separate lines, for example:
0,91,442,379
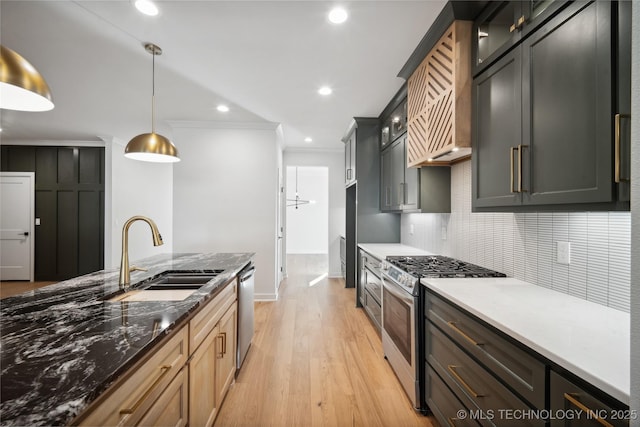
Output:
381,276,414,304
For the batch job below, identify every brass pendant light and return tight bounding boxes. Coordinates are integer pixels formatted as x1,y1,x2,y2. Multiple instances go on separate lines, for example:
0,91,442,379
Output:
0,45,54,112
125,43,180,163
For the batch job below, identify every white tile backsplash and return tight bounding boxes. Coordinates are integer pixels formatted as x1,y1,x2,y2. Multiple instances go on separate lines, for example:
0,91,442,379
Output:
401,160,631,313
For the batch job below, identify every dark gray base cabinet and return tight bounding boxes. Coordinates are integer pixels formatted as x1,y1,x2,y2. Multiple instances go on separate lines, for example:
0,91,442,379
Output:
362,289,381,333
472,1,630,212
424,289,630,427
426,365,480,427
550,371,629,427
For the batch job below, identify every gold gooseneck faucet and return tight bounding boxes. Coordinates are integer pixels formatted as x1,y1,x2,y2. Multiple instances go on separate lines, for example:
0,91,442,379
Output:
119,216,163,289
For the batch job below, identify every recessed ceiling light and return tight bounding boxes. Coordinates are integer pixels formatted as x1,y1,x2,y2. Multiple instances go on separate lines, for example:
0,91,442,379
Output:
328,7,348,24
304,137,313,143
318,86,332,96
217,105,230,112
134,0,159,16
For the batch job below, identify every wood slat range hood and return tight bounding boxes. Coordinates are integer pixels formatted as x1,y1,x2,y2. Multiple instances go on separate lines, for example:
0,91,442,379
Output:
398,1,485,167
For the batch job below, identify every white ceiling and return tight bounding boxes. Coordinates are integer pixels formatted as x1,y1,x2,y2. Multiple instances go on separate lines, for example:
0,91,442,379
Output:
0,0,446,150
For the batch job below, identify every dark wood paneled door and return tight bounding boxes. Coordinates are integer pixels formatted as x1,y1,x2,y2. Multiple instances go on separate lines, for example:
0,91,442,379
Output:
1,146,105,280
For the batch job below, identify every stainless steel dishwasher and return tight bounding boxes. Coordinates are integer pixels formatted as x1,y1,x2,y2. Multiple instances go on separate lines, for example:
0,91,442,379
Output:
237,264,255,374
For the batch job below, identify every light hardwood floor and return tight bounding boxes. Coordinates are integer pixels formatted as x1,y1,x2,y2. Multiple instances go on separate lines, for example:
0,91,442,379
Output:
215,255,436,427
0,281,57,299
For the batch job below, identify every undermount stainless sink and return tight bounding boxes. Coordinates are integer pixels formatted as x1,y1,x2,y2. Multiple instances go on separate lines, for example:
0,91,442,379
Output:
105,270,223,302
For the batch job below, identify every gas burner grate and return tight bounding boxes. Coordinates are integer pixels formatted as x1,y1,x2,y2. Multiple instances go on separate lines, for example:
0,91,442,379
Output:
386,255,506,278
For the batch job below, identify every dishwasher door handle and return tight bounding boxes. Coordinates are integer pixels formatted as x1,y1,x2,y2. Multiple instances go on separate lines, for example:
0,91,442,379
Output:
240,267,256,282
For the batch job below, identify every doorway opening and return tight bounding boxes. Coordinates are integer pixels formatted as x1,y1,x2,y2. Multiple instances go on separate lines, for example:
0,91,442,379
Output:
285,166,329,286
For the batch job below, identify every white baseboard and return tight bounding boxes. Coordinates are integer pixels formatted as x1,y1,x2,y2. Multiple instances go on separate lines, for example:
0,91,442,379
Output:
254,293,278,301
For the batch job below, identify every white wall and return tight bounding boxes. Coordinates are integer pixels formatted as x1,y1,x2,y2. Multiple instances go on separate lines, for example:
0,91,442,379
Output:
402,160,632,313
171,123,281,300
286,166,328,254
0,139,174,271
283,149,345,278
630,1,639,421
106,138,174,268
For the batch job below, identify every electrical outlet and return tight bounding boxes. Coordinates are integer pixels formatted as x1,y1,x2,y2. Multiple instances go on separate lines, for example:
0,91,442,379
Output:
557,241,571,265
409,224,414,235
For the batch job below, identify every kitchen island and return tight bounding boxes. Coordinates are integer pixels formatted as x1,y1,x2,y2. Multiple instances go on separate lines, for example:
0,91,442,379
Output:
0,252,253,426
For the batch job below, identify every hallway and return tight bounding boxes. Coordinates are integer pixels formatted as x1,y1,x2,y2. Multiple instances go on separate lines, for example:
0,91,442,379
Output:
215,255,435,426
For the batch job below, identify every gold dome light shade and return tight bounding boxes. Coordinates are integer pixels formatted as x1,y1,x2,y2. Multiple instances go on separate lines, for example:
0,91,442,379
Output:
125,43,180,163
125,132,180,163
0,45,54,112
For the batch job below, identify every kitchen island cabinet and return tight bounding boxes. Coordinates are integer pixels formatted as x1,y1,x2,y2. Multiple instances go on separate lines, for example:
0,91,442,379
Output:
0,252,253,427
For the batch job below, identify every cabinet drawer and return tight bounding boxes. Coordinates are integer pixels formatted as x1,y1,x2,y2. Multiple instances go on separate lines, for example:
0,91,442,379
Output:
189,279,237,353
78,326,189,427
427,292,545,409
363,289,381,332
426,365,480,427
136,367,188,427
427,323,543,427
550,371,629,427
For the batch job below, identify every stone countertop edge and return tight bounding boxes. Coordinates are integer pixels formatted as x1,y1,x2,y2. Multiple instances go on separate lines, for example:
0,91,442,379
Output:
421,277,630,406
0,252,254,427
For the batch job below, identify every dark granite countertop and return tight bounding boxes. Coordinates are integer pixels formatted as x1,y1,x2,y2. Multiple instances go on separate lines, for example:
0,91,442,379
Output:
0,252,254,426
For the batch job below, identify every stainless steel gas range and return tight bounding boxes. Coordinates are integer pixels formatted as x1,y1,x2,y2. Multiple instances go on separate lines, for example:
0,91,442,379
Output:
380,255,506,412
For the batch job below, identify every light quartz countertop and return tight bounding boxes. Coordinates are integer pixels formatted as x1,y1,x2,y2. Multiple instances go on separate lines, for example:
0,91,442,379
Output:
357,243,433,260
421,277,630,405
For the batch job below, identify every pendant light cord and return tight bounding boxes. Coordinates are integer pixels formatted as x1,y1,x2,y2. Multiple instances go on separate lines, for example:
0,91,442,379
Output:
151,48,155,134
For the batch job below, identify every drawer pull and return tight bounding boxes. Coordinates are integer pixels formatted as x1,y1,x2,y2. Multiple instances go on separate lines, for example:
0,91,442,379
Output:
447,321,482,346
120,365,172,415
448,365,484,398
563,393,614,427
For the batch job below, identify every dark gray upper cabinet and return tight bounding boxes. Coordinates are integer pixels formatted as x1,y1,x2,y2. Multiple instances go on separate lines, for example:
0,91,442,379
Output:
381,137,411,211
473,49,523,208
473,1,630,212
344,131,356,186
473,0,568,76
381,136,450,213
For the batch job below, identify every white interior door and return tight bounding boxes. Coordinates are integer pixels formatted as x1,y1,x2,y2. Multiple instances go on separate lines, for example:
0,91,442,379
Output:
0,172,35,281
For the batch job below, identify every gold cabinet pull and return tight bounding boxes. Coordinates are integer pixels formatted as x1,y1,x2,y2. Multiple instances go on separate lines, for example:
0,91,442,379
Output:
218,332,227,358
120,365,172,415
518,144,528,193
510,23,517,33
614,113,630,183
221,332,227,355
563,393,614,427
517,15,526,28
510,147,517,193
447,365,484,398
447,321,482,346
